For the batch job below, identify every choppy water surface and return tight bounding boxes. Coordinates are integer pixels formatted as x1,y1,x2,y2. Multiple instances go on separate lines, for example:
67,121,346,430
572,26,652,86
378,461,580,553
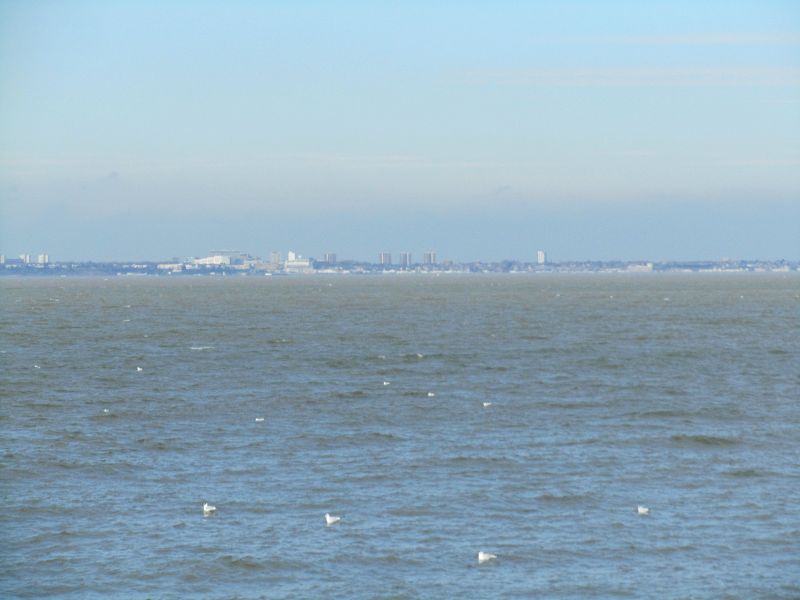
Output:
1,274,799,599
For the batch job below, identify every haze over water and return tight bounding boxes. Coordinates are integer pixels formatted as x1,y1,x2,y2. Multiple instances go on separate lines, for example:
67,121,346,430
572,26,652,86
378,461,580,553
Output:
1,274,798,598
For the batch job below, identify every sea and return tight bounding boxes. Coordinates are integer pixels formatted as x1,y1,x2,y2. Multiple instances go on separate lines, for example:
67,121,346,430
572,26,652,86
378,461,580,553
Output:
1,274,798,599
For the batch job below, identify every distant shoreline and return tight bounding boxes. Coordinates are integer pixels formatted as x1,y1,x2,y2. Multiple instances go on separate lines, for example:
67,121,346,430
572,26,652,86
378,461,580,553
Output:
1,262,797,279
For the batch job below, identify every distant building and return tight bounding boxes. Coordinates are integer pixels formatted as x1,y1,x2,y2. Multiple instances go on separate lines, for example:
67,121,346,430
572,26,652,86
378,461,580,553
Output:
284,250,314,273
379,252,392,266
19,254,31,264
537,250,547,265
423,251,437,265
626,262,654,272
399,252,412,267
37,254,49,265
157,263,183,272
0,255,5,264
270,251,282,265
324,252,337,264
195,254,231,266
208,250,248,265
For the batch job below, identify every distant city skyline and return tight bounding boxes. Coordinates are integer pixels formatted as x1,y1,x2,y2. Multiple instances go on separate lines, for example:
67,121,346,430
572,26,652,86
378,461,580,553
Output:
3,247,795,277
1,1,798,261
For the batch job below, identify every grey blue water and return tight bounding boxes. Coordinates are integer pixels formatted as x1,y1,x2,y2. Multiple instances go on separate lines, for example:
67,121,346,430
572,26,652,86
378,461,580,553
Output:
1,274,799,599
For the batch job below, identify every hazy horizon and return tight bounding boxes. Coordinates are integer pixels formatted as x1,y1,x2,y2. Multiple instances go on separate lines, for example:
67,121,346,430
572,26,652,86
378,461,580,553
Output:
1,1,798,262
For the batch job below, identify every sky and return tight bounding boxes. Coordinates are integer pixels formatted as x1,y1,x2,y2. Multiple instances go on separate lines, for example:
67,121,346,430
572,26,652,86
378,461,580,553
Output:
1,0,798,262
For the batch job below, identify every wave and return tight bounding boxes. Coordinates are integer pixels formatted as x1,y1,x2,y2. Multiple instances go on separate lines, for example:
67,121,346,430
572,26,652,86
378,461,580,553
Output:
633,409,693,418
724,468,765,478
536,493,591,504
189,346,214,351
653,544,698,555
219,554,262,571
325,357,362,369
388,507,441,517
670,434,741,447
334,390,369,399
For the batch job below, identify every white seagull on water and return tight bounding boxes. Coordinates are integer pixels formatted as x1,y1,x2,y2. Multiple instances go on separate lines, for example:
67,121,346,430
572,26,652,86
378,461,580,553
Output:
325,513,341,526
478,551,497,563
637,505,650,515
203,502,216,515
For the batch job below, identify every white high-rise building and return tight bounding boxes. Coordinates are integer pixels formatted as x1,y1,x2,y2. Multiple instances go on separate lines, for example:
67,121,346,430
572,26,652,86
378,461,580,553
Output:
537,250,547,265
37,254,49,264
399,252,412,267
379,252,392,266
423,251,436,265
284,251,313,273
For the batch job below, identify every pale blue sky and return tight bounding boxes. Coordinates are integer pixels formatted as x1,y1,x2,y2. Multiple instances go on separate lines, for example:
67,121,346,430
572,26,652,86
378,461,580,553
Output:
1,1,798,261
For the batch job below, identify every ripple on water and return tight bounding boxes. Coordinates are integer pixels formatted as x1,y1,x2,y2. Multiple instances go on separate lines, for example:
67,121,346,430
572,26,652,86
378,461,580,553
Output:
669,434,742,447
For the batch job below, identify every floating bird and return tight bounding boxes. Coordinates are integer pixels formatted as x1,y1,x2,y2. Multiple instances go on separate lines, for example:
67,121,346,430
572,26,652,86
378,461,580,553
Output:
383,381,391,386
103,408,110,414
637,505,650,515
255,417,264,422
203,502,216,515
33,364,41,369
478,551,497,563
136,366,143,372
325,513,341,526
427,392,436,397
483,402,492,407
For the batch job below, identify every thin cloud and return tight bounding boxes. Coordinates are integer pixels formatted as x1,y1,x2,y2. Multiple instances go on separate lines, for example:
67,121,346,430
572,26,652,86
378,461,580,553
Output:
467,66,800,87
565,32,800,46
711,158,800,168
532,32,800,46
